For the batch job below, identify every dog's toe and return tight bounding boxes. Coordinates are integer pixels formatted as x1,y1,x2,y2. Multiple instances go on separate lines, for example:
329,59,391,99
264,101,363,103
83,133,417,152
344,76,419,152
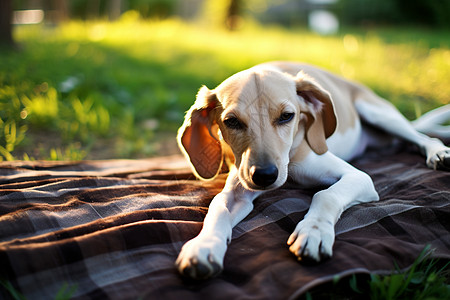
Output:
205,260,223,278
180,258,222,280
436,150,450,171
427,149,450,171
176,241,224,280
297,242,332,264
288,218,334,263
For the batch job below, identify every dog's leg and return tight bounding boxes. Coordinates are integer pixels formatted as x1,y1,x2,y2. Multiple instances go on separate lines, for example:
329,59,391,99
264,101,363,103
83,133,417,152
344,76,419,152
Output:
355,99,450,171
287,151,379,262
412,104,450,144
176,167,262,279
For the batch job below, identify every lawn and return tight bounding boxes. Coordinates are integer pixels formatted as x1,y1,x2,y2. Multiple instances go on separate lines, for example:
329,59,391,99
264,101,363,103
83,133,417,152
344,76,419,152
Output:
1,12,449,160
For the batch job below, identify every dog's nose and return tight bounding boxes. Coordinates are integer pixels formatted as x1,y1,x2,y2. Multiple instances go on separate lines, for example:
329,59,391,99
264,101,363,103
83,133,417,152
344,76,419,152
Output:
251,165,278,187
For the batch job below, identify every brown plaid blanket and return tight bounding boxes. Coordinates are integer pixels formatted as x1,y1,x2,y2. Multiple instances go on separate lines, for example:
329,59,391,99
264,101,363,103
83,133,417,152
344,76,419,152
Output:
0,151,449,299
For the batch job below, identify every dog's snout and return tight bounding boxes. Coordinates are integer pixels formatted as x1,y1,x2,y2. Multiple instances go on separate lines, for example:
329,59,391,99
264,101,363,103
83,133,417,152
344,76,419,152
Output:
250,165,278,188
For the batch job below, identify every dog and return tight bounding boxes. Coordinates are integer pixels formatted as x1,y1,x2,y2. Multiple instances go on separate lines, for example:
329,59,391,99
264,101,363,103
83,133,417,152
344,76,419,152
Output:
175,61,450,279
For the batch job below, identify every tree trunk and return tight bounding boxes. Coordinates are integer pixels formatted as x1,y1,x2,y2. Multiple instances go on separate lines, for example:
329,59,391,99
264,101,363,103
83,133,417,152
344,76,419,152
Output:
109,0,122,20
0,0,14,47
226,0,241,30
53,0,69,23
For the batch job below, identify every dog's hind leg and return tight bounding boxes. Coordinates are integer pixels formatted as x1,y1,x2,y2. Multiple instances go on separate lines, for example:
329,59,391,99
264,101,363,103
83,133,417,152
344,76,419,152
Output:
412,104,450,144
355,96,450,171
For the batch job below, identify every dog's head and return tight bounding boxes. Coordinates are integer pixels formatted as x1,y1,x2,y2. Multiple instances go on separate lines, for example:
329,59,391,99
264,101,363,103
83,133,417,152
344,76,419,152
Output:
178,67,337,190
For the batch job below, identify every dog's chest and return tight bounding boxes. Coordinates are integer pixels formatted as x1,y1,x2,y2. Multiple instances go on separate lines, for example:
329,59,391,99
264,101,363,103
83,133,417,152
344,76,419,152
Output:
326,121,366,161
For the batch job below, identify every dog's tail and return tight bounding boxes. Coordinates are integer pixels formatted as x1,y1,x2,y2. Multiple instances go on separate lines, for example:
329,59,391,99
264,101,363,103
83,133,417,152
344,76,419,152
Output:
412,104,450,144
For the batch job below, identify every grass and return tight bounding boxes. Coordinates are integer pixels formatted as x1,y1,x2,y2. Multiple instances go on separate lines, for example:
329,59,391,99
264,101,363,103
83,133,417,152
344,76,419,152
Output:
1,280,76,300
303,245,450,300
0,12,449,160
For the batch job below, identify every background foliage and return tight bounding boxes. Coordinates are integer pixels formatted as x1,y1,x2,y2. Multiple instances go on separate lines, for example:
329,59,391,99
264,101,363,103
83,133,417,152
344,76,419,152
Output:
1,1,450,161
337,0,450,28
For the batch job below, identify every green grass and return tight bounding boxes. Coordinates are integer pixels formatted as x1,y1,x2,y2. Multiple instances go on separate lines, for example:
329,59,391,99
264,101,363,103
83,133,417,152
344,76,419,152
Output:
303,245,450,300
1,280,76,300
1,13,449,160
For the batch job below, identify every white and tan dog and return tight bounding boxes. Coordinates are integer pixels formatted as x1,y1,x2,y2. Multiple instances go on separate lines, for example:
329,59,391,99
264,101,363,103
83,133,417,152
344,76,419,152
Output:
175,61,450,279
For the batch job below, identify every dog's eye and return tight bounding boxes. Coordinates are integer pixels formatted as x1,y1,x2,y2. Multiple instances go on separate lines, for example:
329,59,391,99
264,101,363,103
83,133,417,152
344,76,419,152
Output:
223,117,244,130
277,112,295,125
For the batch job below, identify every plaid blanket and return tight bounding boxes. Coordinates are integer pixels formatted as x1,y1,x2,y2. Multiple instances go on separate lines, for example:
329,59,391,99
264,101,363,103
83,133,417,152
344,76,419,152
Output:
0,151,449,299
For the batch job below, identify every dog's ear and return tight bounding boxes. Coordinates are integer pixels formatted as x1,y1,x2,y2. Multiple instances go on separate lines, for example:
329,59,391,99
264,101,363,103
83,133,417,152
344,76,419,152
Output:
295,72,337,155
177,86,223,180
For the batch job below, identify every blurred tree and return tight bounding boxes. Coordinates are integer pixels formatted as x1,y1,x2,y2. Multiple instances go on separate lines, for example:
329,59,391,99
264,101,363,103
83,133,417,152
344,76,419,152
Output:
109,0,123,20
51,0,69,23
336,0,450,28
128,0,176,19
397,0,450,27
87,0,101,19
69,0,176,20
0,0,14,47
202,0,243,30
226,0,242,30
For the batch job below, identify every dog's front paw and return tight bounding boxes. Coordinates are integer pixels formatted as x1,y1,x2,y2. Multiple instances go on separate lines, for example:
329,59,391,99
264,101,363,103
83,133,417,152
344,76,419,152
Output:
287,218,334,263
427,149,450,171
175,236,226,280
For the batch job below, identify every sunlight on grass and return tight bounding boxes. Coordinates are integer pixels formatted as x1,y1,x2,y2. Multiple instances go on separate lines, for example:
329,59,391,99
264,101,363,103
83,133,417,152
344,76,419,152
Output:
22,86,59,127
16,14,450,107
1,14,449,160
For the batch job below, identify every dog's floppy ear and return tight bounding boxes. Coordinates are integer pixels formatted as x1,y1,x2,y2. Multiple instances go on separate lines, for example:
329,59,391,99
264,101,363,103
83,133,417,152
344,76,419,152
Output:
296,72,337,155
177,86,223,180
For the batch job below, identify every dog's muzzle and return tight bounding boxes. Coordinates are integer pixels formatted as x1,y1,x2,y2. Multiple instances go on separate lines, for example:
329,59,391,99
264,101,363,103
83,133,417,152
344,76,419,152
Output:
250,164,278,188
